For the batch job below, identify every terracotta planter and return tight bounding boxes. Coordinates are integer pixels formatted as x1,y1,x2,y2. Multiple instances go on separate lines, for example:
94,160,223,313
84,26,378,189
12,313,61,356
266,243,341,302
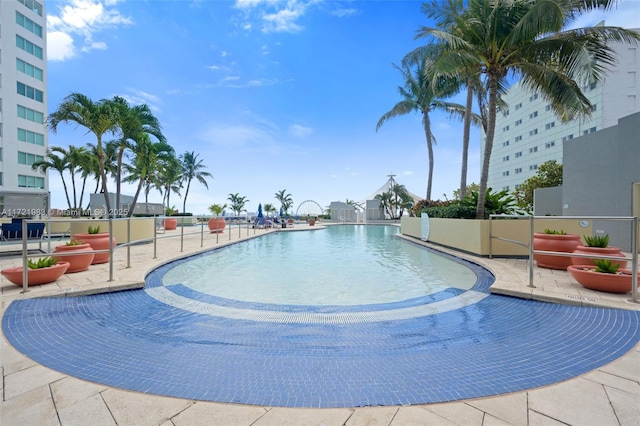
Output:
568,265,637,294
308,219,315,226
533,233,581,270
163,218,178,230
207,218,226,233
52,243,95,273
72,233,117,264
1,262,70,286
570,246,627,269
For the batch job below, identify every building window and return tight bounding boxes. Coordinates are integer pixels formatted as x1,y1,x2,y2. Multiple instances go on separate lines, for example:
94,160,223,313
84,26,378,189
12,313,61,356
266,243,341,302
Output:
18,174,45,189
590,127,597,133
545,141,555,148
503,186,509,191
18,0,43,16
529,94,539,102
591,104,597,112
503,171,509,176
0,147,3,160
17,128,45,146
16,35,43,59
17,105,44,123
503,125,510,131
18,151,44,166
0,173,3,186
529,146,538,153
529,111,538,119
545,104,551,111
503,141,510,147
515,151,522,158
16,11,43,37
503,156,510,162
545,122,555,130
16,58,44,81
529,129,538,136
589,82,597,90
515,168,522,174
515,102,523,110
17,82,44,102
562,134,574,142
515,135,522,142
515,119,522,126
529,164,538,171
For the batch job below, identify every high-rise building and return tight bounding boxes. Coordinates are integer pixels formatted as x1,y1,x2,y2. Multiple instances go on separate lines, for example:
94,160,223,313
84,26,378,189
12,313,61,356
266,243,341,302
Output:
487,31,640,193
0,0,49,215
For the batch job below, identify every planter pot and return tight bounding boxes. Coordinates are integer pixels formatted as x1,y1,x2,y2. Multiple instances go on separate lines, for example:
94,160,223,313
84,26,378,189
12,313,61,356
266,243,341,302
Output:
308,219,315,226
570,246,627,269
533,233,581,270
52,243,95,273
72,233,117,264
568,265,637,294
163,218,178,230
207,218,226,233
1,262,70,286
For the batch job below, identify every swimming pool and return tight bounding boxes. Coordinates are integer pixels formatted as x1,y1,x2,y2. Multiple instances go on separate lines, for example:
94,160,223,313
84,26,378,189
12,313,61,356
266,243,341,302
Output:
160,225,478,305
3,225,640,408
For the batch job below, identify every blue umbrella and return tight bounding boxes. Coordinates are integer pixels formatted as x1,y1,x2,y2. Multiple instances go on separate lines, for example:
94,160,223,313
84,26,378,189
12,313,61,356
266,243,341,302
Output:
279,207,284,217
257,204,264,218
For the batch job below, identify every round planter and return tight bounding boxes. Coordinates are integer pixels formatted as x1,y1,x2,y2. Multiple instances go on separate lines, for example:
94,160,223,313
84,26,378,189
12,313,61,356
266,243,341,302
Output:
1,262,70,286
570,246,627,269
308,219,315,226
207,218,226,233
533,233,581,270
72,233,117,264
163,218,178,230
568,265,636,294
52,243,95,273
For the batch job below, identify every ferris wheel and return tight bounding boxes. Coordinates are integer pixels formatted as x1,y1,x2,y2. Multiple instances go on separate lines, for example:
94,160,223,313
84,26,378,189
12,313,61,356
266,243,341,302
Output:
295,200,324,217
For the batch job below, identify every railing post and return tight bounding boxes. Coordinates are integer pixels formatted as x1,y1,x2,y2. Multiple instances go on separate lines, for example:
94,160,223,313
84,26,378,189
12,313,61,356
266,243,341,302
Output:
528,215,535,288
489,215,493,259
108,216,114,282
126,217,131,268
200,215,204,247
631,216,638,303
153,217,157,259
21,219,29,293
180,216,184,252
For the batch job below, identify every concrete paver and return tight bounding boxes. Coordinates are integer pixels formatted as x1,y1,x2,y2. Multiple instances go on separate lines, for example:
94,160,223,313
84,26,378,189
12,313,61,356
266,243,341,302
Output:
2,223,639,425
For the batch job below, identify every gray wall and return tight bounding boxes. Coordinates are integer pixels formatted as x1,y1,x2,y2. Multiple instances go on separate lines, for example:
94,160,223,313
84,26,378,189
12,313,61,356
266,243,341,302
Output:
562,112,640,250
534,186,563,216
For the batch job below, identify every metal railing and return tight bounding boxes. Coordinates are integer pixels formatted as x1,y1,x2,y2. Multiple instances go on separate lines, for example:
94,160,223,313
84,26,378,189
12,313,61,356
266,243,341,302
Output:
489,215,639,303
4,215,273,294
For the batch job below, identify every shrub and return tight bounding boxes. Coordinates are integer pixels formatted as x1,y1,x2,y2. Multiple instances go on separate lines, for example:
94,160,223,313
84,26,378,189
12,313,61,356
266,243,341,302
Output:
88,225,101,234
544,229,567,235
584,234,609,248
593,259,620,274
28,256,59,269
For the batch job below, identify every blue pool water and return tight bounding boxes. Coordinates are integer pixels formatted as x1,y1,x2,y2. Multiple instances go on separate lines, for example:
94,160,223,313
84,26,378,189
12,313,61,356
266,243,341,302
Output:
3,225,640,408
161,225,477,305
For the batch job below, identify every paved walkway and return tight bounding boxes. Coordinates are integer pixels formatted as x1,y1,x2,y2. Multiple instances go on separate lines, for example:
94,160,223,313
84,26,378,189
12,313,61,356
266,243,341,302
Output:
2,223,639,425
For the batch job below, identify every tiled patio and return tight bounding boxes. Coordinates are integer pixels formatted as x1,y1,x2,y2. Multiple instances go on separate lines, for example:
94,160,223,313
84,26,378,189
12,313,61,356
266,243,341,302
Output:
2,223,639,425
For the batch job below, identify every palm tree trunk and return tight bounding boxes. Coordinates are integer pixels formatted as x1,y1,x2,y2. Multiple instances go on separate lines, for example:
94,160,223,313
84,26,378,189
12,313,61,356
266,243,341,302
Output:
79,175,88,212
476,74,498,219
422,111,434,201
460,81,473,200
59,171,73,210
182,178,191,213
128,179,144,217
116,147,125,211
97,136,112,217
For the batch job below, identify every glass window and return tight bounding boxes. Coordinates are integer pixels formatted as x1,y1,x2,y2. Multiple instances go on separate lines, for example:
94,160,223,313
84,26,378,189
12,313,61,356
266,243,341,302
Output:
18,0,43,16
18,174,44,189
18,151,43,166
17,81,43,102
17,105,44,123
16,58,44,81
16,11,43,37
16,35,43,59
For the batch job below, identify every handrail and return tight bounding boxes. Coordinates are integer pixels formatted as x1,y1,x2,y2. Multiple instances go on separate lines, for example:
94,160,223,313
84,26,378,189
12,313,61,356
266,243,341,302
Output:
489,214,639,303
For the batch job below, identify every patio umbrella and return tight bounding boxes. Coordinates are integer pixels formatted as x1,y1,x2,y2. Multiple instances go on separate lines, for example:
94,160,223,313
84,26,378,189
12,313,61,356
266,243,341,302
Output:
279,207,284,218
257,203,264,226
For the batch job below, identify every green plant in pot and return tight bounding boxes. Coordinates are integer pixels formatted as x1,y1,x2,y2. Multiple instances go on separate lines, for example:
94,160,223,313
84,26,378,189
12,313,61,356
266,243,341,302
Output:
207,203,227,235
567,259,636,294
1,256,70,286
533,229,581,270
570,233,627,268
88,225,101,234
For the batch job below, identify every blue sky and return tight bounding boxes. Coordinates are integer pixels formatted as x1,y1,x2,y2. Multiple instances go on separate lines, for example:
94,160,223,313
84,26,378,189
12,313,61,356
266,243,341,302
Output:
45,0,640,216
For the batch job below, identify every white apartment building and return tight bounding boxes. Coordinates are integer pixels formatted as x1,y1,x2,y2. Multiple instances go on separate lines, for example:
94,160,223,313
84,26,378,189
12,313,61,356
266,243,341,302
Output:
0,0,49,214
487,31,640,193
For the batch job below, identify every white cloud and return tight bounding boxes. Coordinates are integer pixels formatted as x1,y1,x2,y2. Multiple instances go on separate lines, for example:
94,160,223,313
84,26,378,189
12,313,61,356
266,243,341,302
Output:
289,124,313,138
233,0,320,34
47,0,132,61
47,31,76,61
402,170,414,176
332,8,358,18
120,89,163,113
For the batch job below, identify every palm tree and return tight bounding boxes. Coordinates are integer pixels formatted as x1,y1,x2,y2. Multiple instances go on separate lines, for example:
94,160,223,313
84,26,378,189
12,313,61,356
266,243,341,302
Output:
32,148,72,210
274,189,293,215
263,203,277,217
109,96,165,211
227,193,249,217
376,57,470,201
157,154,182,213
180,151,212,213
417,0,640,218
374,192,393,219
48,93,120,216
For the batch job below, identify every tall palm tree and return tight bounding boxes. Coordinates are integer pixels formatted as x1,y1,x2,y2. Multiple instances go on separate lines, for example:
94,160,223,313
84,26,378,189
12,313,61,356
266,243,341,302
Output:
274,189,293,215
377,57,470,201
109,96,165,211
417,0,640,218
263,203,277,217
48,93,120,216
227,193,250,217
180,151,212,213
374,192,393,219
32,148,72,210
157,154,182,212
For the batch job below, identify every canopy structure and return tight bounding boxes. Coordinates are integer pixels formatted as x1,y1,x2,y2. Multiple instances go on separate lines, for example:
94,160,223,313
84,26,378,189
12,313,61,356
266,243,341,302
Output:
359,174,422,205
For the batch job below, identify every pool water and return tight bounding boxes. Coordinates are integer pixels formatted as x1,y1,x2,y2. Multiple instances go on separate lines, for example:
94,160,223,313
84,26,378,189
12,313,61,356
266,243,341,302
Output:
161,225,478,305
